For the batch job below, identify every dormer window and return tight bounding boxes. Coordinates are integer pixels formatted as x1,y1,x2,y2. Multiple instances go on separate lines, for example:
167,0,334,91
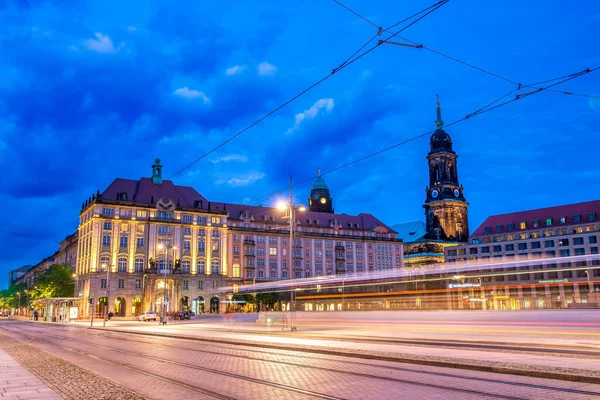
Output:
119,192,128,201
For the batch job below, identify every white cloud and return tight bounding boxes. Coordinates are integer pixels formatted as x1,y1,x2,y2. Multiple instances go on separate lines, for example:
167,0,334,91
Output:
286,98,335,135
224,172,265,187
173,86,211,104
225,65,247,76
257,62,277,76
211,154,248,164
84,32,116,53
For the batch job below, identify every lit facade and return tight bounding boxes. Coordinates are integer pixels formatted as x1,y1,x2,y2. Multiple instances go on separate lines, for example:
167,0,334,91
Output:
444,200,600,308
76,159,229,316
74,159,403,317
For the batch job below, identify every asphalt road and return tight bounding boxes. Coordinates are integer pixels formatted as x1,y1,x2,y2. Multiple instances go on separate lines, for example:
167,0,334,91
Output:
1,321,599,400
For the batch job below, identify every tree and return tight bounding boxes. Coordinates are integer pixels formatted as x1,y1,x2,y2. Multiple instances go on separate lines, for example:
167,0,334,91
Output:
31,264,75,299
255,292,279,307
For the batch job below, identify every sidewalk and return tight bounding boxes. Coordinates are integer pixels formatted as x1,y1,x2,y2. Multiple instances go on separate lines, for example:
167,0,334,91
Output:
0,348,62,399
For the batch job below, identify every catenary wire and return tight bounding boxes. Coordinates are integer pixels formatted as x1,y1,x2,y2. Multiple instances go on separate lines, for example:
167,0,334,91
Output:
332,0,600,98
166,0,449,181
246,66,599,205
3,2,450,244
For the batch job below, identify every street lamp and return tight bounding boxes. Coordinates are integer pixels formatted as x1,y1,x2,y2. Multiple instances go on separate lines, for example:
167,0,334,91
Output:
158,244,176,325
16,292,21,316
277,175,306,331
585,270,591,293
24,290,29,318
102,263,111,327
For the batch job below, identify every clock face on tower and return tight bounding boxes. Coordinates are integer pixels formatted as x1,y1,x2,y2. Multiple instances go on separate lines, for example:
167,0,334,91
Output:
431,190,439,198
320,197,327,204
454,189,460,198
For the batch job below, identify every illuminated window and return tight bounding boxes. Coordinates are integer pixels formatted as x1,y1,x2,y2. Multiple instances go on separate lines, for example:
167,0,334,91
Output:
559,216,566,224
520,222,526,229
182,260,190,274
545,218,552,226
135,258,144,273
211,217,221,224
118,257,127,272
136,210,147,218
269,248,277,255
197,261,205,275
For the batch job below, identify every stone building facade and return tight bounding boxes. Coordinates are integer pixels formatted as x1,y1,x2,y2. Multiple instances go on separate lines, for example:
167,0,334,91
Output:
444,200,600,308
73,159,402,317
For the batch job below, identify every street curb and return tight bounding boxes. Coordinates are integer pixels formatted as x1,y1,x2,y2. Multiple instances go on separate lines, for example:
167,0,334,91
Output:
92,327,600,385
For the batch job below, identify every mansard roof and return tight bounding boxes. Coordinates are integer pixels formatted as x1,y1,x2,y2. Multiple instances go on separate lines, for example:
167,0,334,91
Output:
100,177,208,209
220,202,396,233
472,199,600,237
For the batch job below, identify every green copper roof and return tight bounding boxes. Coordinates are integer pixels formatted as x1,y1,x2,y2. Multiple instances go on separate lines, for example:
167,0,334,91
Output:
311,171,329,191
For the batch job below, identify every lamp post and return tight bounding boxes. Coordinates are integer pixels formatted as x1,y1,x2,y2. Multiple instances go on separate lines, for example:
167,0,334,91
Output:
102,263,111,327
24,290,29,318
16,292,21,316
276,175,306,331
158,244,176,324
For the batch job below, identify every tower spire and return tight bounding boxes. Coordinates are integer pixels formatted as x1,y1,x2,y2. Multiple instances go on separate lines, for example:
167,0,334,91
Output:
435,94,444,130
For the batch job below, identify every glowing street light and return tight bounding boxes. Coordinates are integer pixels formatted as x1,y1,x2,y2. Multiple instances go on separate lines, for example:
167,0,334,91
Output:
277,175,307,331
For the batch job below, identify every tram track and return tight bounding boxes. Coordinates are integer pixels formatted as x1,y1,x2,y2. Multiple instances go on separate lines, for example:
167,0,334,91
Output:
0,323,344,400
4,322,600,399
148,324,600,357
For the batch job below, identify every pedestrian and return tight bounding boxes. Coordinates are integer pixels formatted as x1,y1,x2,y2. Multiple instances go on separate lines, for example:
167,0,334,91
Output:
33,310,39,321
108,311,113,320
59,314,62,322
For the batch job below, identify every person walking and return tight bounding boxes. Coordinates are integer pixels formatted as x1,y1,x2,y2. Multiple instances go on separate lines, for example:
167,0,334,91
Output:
33,310,39,321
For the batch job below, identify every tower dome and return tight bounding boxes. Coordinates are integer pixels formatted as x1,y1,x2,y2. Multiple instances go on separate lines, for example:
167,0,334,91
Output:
308,171,334,213
429,96,454,153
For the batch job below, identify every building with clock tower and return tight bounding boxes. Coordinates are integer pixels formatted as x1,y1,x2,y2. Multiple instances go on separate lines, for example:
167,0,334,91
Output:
401,97,469,268
424,98,469,242
308,171,334,213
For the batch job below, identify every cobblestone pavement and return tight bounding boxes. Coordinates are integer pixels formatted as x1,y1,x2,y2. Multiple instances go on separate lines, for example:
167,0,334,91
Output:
0,330,150,400
2,321,600,400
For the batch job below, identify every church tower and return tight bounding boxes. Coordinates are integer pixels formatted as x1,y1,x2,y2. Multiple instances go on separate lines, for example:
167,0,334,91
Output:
423,97,469,242
308,171,334,213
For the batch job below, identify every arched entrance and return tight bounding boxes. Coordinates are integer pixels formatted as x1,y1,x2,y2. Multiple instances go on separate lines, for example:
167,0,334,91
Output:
95,297,107,316
181,296,190,311
210,296,219,314
132,296,142,315
194,296,205,314
115,297,126,316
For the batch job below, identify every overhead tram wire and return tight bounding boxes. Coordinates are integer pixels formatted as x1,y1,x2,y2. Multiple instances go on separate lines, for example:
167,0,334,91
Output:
331,0,600,99
165,0,449,182
246,66,599,206
125,1,450,206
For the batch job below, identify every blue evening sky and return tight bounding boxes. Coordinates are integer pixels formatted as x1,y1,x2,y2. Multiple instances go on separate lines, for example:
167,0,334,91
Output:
1,0,599,288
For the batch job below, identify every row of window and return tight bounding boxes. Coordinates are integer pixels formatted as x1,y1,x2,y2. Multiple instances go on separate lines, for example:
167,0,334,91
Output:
102,207,224,225
483,213,598,234
100,278,219,291
451,236,599,256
